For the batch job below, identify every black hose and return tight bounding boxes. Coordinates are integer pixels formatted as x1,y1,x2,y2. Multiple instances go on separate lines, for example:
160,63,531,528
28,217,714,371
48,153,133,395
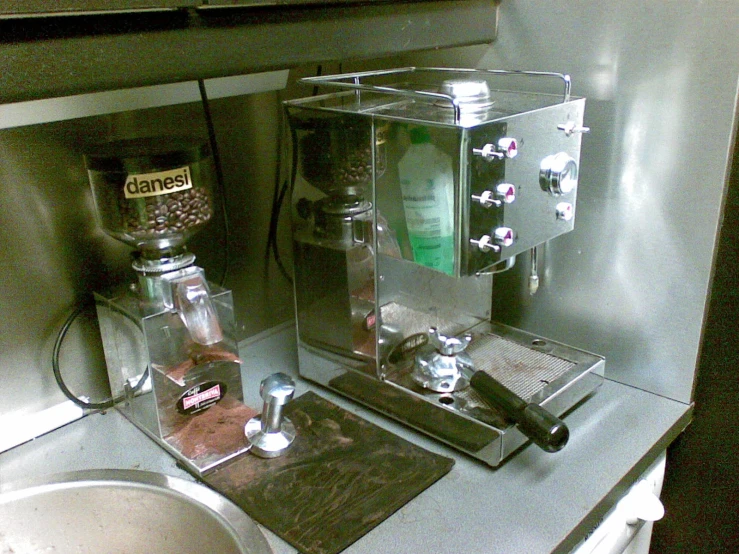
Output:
198,78,230,288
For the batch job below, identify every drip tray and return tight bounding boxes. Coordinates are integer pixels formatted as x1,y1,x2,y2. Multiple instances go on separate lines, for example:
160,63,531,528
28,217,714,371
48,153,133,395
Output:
323,320,605,466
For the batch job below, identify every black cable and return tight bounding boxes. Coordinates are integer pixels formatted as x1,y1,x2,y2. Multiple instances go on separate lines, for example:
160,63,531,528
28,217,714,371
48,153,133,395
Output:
271,121,298,284
312,64,322,96
265,92,294,285
265,95,284,268
198,78,230,288
271,178,293,284
288,114,300,199
266,63,325,282
52,299,149,411
265,63,328,286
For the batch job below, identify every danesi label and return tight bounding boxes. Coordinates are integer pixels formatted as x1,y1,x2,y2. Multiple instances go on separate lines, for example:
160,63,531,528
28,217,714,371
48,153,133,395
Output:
124,166,192,199
176,381,226,415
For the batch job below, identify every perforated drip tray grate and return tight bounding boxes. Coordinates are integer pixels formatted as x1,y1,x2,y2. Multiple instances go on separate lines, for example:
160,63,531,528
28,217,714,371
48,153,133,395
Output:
381,302,585,404
386,328,588,426
314,306,605,466
369,316,605,456
466,333,576,402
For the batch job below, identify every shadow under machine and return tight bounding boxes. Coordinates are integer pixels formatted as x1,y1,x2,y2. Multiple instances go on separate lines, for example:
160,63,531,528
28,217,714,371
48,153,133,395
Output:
284,68,605,466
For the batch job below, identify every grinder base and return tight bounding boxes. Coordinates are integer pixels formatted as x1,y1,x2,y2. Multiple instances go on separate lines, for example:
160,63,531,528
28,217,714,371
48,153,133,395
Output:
95,286,253,477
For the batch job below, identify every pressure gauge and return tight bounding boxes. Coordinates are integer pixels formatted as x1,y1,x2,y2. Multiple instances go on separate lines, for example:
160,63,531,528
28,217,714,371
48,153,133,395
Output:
540,152,578,195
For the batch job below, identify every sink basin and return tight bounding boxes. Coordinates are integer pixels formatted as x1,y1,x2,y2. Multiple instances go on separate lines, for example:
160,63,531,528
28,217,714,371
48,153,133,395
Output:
0,469,273,554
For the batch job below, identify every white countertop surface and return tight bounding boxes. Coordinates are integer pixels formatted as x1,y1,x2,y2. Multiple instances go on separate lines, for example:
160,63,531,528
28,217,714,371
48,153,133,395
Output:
0,324,691,554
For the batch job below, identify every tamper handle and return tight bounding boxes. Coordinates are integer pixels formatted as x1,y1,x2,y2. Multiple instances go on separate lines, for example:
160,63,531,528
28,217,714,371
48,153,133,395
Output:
259,373,295,434
470,371,569,453
245,373,297,458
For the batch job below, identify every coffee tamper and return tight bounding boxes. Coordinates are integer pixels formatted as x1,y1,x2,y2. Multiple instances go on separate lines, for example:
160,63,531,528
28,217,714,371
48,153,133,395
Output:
245,373,296,458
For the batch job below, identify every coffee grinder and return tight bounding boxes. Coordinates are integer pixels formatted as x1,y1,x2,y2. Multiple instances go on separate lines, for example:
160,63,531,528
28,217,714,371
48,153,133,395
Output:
85,136,251,476
285,68,605,467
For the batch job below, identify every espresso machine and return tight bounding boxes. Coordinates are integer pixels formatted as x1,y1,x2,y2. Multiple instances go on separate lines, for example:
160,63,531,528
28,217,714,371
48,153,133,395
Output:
284,68,605,466
85,137,251,476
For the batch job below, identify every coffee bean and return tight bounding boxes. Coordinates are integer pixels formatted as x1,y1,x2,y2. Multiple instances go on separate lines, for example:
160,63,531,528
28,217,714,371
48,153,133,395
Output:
118,182,213,239
299,124,385,193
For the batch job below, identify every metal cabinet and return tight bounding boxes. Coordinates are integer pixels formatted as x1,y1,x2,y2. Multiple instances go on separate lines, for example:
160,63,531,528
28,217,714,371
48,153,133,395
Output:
0,1,196,16
0,0,440,17
0,1,499,104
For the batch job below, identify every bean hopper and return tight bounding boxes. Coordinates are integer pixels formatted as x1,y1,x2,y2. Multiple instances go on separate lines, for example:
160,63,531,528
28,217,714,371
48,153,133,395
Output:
284,68,605,466
85,137,251,476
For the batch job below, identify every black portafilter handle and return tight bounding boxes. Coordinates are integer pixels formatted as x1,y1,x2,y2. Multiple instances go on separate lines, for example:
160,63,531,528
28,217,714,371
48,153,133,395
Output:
469,371,569,453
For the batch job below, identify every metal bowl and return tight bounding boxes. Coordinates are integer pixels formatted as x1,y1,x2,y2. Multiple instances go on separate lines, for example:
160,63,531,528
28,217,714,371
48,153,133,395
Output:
0,469,272,554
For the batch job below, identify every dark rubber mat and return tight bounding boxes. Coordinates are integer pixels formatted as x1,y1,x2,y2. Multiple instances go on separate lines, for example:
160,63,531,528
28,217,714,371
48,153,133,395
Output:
203,391,454,554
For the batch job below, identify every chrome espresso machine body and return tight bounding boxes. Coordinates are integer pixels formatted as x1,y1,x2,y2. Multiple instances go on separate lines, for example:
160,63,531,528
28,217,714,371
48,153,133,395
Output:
85,137,251,476
284,68,605,467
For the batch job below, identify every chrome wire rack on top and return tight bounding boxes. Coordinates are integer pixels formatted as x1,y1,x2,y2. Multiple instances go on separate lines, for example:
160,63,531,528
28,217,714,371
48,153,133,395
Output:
298,67,572,125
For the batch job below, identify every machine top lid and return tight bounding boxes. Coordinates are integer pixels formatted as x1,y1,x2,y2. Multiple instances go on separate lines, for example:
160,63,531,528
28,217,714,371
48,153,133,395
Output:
437,79,495,113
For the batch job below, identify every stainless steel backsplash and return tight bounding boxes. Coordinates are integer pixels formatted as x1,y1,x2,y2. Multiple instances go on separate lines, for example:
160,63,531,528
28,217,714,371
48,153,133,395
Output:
2,0,738,437
402,0,739,405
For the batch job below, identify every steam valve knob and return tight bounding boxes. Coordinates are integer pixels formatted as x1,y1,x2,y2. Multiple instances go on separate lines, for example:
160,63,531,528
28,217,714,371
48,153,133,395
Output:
497,137,518,158
557,121,591,136
471,184,516,208
496,183,517,203
555,202,574,221
473,137,519,160
470,227,515,253
493,227,516,247
245,373,296,458
470,235,499,253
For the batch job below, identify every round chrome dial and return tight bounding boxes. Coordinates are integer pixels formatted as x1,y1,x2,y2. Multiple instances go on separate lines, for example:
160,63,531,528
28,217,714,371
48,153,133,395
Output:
540,152,578,195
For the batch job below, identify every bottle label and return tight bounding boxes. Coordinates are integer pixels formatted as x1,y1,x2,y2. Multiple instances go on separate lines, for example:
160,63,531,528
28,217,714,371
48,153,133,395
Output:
398,142,455,275
408,234,454,274
401,180,453,236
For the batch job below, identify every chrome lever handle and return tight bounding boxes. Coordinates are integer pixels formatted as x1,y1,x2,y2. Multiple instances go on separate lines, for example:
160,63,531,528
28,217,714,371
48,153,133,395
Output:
172,274,224,346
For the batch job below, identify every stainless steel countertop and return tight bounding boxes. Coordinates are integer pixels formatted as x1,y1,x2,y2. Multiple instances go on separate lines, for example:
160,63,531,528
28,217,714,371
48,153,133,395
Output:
0,324,691,554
